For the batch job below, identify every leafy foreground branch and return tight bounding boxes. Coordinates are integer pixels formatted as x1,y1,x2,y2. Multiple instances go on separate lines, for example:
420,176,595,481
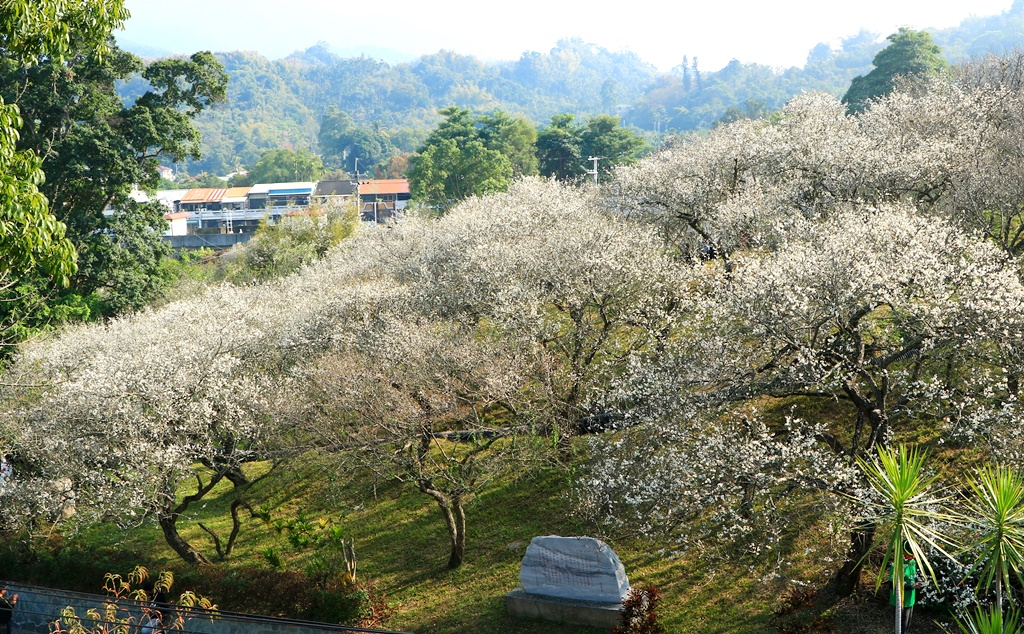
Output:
53,566,215,634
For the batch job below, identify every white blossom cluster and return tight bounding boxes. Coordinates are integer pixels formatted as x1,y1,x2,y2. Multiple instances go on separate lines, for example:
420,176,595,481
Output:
575,415,858,560
282,178,687,429
582,72,1024,574
617,68,1024,260
0,178,683,564
0,283,291,531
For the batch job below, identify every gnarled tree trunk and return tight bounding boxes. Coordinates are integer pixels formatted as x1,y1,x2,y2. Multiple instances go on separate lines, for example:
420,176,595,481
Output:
824,524,875,601
159,511,212,565
420,480,467,569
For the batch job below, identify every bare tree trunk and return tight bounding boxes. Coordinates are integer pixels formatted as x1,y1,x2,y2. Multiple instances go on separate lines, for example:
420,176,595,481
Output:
156,469,229,566
448,494,466,569
420,482,466,569
198,497,252,560
824,524,875,600
159,512,212,565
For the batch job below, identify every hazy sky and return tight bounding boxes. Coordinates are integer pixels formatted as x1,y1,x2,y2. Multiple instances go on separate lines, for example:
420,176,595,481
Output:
117,0,1014,71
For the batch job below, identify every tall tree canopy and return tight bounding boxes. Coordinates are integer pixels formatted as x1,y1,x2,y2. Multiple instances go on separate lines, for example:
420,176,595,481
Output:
537,113,645,181
406,106,514,212
0,0,130,336
235,147,323,186
477,110,539,177
0,37,227,335
843,28,947,112
536,114,584,181
317,107,394,175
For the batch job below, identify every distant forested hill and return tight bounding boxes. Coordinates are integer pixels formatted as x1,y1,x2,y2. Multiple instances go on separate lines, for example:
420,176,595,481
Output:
120,2,1024,176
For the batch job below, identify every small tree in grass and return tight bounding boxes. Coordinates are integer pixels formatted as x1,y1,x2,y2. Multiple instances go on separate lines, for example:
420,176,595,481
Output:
291,315,551,570
946,466,1024,634
962,466,1024,614
857,444,958,634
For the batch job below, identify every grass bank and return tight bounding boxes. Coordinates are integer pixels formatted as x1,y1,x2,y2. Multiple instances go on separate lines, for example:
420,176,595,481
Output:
0,446,949,633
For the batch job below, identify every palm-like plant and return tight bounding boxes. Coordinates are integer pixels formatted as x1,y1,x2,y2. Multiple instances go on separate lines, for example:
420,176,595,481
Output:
963,465,1024,614
857,444,958,634
954,605,1022,634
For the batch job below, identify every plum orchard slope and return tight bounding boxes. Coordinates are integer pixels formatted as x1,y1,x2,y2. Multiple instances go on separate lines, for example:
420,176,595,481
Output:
0,178,682,571
591,79,1024,597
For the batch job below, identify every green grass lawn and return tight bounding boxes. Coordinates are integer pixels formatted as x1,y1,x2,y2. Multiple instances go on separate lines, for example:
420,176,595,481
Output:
1,444,948,633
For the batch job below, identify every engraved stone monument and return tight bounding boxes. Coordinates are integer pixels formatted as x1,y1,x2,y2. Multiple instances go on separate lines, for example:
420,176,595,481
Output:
505,536,630,630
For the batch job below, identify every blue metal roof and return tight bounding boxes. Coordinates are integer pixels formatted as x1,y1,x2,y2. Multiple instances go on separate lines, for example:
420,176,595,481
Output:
268,187,313,195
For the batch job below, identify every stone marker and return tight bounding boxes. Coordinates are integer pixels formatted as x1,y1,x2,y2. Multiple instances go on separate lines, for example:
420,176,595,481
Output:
519,535,630,602
506,535,630,630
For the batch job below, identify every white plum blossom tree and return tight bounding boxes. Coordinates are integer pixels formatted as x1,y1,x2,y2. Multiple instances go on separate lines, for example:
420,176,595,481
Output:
0,283,291,564
287,316,546,569
591,72,1024,596
582,203,1024,594
274,178,684,566
385,178,685,438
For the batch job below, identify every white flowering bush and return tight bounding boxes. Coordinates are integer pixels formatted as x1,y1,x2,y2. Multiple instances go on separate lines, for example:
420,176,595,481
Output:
590,168,1024,592
0,283,293,563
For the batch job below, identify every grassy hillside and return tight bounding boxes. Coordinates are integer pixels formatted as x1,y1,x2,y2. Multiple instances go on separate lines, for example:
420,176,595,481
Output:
0,437,958,633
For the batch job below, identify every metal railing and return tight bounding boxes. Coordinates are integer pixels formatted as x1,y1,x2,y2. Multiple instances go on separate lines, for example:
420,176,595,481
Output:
1,581,408,634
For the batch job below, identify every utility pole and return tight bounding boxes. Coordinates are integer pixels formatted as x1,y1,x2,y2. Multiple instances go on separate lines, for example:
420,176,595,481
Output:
354,157,360,220
586,156,603,184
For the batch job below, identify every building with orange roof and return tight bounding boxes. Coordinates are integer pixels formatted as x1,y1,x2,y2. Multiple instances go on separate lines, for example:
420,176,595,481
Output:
357,178,410,222
220,186,251,210
179,188,228,212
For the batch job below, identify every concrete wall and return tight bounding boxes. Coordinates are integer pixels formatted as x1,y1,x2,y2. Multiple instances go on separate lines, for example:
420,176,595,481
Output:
2,582,402,634
163,233,253,250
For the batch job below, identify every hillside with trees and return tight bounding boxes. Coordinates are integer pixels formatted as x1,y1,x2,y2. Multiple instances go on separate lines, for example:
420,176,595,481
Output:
12,5,1024,633
10,29,1024,630
131,1,1024,179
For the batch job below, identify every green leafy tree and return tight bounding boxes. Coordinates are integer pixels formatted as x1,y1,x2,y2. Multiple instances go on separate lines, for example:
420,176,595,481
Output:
238,148,324,185
843,28,947,113
408,138,511,212
580,114,646,177
0,0,128,63
179,172,230,189
478,110,538,177
0,38,228,329
538,114,645,181
0,0,130,342
217,199,358,284
407,106,512,211
318,107,394,174
537,114,584,181
714,98,772,126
